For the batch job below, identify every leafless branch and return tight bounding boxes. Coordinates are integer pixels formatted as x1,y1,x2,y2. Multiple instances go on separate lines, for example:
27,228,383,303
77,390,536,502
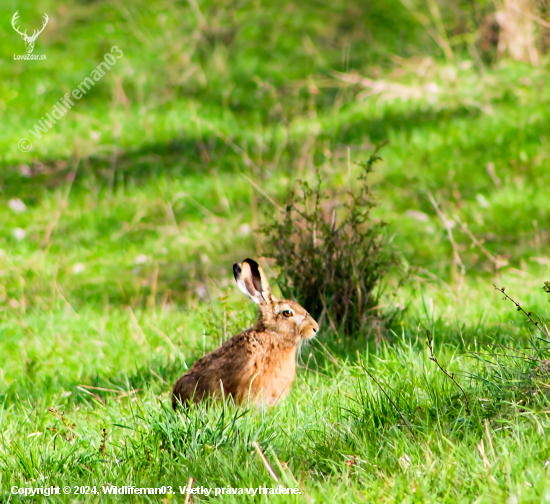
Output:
493,285,550,338
426,330,471,415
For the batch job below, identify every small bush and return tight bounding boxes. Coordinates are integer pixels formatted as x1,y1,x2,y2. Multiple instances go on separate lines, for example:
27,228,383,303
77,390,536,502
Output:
261,143,399,338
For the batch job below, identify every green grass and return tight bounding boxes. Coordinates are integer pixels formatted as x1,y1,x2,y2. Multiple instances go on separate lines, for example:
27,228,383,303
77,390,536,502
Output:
1,0,550,501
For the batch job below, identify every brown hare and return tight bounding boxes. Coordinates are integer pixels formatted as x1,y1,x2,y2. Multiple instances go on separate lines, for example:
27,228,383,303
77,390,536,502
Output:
172,258,319,409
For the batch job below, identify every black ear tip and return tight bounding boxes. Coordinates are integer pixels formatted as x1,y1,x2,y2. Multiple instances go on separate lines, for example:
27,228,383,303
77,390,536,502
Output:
233,263,242,279
243,258,259,269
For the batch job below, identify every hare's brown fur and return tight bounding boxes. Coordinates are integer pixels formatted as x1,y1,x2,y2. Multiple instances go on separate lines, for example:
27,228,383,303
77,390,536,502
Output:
172,259,318,408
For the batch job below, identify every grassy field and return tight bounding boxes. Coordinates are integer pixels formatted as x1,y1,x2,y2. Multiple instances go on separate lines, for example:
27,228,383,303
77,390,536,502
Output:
1,0,550,502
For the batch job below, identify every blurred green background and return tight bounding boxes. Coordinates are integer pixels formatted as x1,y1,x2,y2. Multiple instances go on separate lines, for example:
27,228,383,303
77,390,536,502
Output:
1,0,548,309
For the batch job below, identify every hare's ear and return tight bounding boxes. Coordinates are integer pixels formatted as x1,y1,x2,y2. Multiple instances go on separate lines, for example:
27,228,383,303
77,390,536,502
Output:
233,258,272,305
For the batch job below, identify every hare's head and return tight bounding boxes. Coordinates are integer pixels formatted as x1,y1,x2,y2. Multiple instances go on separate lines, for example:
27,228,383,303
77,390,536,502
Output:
233,258,319,343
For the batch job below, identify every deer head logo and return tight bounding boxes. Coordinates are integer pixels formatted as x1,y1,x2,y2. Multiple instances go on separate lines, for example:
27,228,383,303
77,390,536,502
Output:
12,11,49,55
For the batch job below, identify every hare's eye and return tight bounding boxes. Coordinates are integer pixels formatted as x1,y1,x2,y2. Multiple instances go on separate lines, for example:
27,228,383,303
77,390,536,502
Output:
282,310,293,318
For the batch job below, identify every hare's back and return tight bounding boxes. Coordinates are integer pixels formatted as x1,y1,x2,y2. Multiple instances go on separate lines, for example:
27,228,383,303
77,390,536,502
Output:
190,330,260,372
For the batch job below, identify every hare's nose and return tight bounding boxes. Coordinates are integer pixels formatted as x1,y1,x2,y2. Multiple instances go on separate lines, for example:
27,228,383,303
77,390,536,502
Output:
312,327,317,333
